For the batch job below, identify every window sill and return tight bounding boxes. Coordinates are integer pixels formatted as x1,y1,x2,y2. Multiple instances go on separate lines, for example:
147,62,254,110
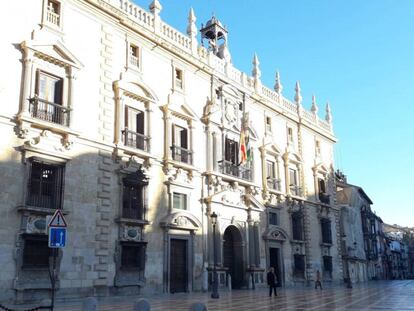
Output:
206,171,256,188
291,239,306,244
17,205,69,216
321,242,333,247
116,217,150,226
18,114,80,137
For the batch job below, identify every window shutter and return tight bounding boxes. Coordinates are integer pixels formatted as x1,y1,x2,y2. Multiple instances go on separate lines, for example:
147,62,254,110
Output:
136,111,145,134
180,128,188,149
318,178,326,193
225,138,231,161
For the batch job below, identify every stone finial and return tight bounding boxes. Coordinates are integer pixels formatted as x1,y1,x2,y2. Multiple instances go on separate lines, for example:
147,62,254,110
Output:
325,102,332,123
294,81,302,105
150,0,162,16
311,95,318,115
252,53,261,79
187,7,197,37
274,71,283,95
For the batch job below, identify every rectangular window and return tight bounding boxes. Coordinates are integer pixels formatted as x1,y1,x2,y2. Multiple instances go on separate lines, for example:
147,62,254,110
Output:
129,44,139,67
289,168,300,196
173,192,187,210
315,140,321,155
46,0,61,26
266,116,272,132
172,125,191,163
318,178,330,204
321,218,332,244
292,212,303,241
22,234,51,268
293,254,305,278
122,182,144,220
124,107,146,150
287,127,293,142
32,71,68,125
323,256,333,277
269,211,278,226
175,68,183,89
121,242,146,270
37,71,63,105
27,160,65,209
225,138,238,165
266,160,279,190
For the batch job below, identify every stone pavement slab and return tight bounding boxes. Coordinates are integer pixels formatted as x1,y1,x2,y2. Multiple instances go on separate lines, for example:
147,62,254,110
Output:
3,280,414,311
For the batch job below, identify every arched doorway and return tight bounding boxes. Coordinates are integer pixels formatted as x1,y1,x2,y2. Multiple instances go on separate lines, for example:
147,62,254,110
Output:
223,226,244,289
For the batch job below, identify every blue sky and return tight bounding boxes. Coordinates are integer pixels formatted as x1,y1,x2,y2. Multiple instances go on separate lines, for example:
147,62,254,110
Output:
136,1,414,227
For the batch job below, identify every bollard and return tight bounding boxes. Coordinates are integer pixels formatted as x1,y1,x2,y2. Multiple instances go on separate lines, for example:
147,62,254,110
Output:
133,298,151,311
82,297,98,311
190,302,208,311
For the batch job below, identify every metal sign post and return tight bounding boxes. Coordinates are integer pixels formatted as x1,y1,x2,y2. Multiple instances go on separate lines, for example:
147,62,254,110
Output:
47,210,67,311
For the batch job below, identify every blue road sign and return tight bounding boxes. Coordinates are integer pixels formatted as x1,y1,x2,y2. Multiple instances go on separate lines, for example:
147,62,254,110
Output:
48,227,67,248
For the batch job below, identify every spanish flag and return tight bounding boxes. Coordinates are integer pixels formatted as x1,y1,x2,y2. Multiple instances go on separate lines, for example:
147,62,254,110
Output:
239,127,247,165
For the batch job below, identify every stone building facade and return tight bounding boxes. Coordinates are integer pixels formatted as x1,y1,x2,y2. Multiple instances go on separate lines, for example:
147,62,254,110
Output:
0,0,342,302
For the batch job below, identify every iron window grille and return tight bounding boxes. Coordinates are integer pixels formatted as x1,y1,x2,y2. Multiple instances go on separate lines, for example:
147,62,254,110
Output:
26,160,65,209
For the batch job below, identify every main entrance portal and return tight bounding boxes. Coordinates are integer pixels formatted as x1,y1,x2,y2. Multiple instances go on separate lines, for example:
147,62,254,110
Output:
269,247,282,287
223,226,244,289
170,239,187,293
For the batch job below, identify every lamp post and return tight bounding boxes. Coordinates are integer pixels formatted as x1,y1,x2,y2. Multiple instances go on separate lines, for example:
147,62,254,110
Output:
211,212,219,299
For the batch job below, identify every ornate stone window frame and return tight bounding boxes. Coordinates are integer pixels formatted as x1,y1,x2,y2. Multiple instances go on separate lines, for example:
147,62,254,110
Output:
113,79,157,161
261,144,283,200
312,163,330,204
114,164,150,287
161,98,198,180
283,151,303,198
18,39,82,143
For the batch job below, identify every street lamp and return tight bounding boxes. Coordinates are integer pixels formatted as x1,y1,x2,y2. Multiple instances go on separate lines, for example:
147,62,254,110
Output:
211,211,219,299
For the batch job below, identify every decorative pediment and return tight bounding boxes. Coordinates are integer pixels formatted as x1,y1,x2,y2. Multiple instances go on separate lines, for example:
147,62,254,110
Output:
115,78,158,103
265,143,282,156
263,227,288,241
313,162,329,175
283,150,302,163
167,93,199,120
207,187,244,208
160,212,201,231
245,194,265,212
21,39,83,69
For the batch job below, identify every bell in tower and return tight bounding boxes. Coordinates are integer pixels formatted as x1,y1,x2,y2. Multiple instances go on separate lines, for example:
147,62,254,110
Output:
200,15,231,63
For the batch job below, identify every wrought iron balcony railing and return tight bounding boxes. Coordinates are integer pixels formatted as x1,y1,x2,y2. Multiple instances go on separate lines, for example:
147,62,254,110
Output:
219,160,252,181
289,184,302,197
123,128,149,152
267,177,281,191
29,97,70,126
319,192,331,204
171,145,193,164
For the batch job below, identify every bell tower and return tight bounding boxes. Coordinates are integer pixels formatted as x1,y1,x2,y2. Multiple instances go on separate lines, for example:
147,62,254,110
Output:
200,15,231,62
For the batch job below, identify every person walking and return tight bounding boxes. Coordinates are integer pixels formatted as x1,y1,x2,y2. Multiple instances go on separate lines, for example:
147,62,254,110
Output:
315,270,323,290
267,267,278,297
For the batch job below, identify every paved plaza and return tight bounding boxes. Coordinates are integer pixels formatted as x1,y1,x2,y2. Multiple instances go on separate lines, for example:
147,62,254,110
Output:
48,280,414,310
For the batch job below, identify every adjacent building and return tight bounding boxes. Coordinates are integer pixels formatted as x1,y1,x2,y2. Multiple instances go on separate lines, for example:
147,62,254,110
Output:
1,0,342,303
